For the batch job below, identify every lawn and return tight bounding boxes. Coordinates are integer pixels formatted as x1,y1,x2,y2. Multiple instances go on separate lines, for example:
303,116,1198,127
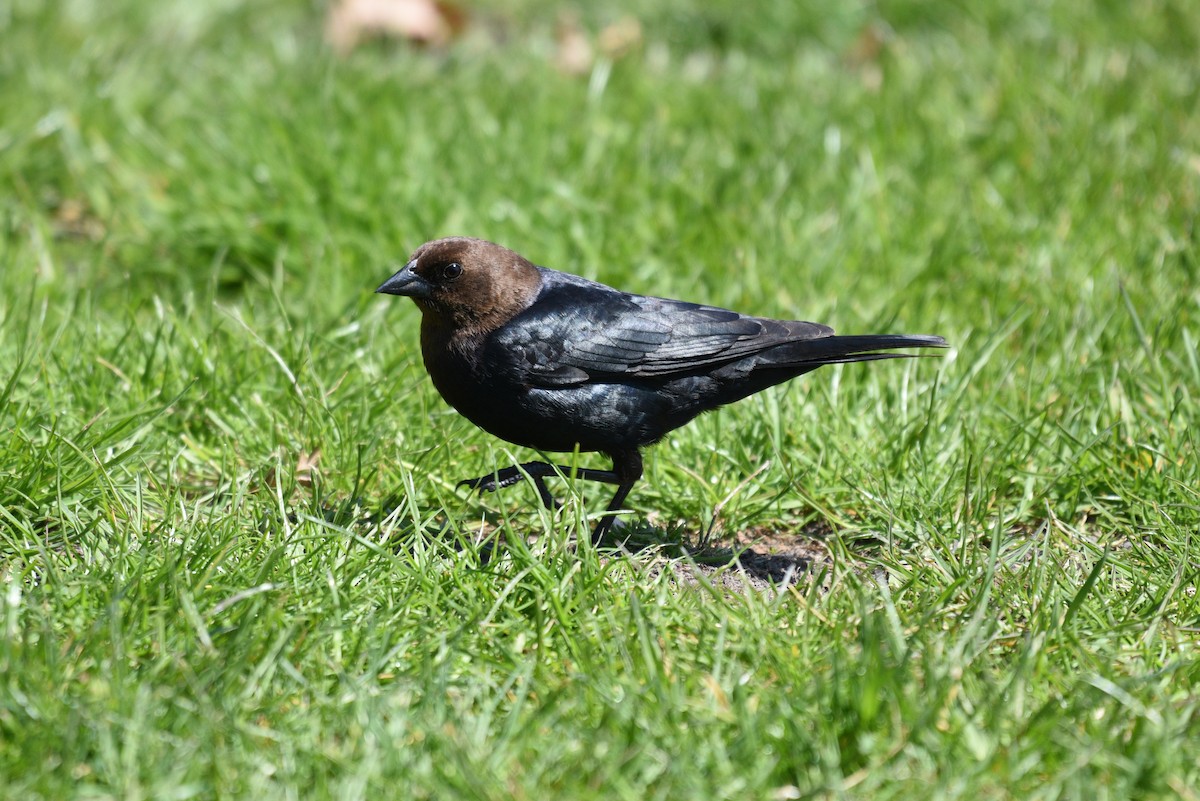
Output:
1,0,1198,798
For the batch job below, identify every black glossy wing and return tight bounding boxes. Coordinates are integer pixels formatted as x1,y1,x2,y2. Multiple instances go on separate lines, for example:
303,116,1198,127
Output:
491,269,834,386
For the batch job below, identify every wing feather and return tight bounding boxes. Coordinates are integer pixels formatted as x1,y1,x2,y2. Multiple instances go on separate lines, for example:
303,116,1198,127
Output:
493,270,834,386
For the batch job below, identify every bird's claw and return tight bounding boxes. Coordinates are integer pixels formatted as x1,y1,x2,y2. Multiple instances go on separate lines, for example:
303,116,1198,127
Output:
457,467,525,494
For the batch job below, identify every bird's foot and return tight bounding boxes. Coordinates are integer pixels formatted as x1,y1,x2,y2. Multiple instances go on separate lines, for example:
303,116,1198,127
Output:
458,463,562,510
457,466,527,494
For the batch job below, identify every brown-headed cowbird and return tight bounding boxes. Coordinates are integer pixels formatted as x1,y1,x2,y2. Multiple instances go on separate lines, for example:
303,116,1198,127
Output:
377,237,946,542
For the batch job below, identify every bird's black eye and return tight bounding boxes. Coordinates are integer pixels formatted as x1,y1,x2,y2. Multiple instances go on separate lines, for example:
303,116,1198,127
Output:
441,262,463,282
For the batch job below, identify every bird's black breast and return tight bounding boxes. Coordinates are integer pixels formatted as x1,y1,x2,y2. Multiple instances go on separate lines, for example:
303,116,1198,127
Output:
424,341,672,453
419,305,672,454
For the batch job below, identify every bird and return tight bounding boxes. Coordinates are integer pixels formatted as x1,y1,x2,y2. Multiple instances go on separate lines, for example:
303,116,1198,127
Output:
376,237,946,543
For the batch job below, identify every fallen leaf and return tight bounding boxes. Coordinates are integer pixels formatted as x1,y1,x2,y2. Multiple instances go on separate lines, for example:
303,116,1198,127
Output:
598,16,642,60
325,0,466,54
843,20,891,91
843,20,890,68
554,12,593,75
296,448,322,487
52,197,105,241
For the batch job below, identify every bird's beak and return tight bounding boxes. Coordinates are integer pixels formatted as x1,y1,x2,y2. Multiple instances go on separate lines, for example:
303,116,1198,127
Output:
375,260,433,299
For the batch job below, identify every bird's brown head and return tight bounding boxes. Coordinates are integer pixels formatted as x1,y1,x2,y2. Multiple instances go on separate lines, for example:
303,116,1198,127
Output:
376,237,543,339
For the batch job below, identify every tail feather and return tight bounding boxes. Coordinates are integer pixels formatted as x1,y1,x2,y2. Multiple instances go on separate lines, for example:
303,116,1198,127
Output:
768,333,948,368
704,333,947,409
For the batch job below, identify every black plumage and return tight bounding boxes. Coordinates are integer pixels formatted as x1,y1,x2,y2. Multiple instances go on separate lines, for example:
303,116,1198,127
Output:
377,237,946,541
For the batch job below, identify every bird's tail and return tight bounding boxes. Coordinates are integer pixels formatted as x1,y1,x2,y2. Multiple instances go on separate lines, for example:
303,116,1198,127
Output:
705,332,947,409
771,333,948,368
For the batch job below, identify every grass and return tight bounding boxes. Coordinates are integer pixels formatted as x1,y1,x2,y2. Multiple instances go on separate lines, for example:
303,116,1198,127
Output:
2,0,1199,798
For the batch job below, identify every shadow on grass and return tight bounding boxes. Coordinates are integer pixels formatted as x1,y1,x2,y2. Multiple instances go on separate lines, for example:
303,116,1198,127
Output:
302,493,830,594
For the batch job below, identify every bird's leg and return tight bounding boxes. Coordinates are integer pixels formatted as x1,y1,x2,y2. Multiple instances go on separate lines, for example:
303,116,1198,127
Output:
591,449,644,545
459,451,644,541
458,461,625,511
529,474,561,511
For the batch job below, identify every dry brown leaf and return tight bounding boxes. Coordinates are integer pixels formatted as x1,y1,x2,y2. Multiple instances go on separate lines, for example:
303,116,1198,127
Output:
554,12,593,75
325,0,466,54
53,198,105,241
598,16,642,60
843,21,890,67
843,21,891,92
295,448,322,488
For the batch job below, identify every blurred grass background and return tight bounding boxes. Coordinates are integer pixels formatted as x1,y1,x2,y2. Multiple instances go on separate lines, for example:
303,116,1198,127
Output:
1,0,1198,798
